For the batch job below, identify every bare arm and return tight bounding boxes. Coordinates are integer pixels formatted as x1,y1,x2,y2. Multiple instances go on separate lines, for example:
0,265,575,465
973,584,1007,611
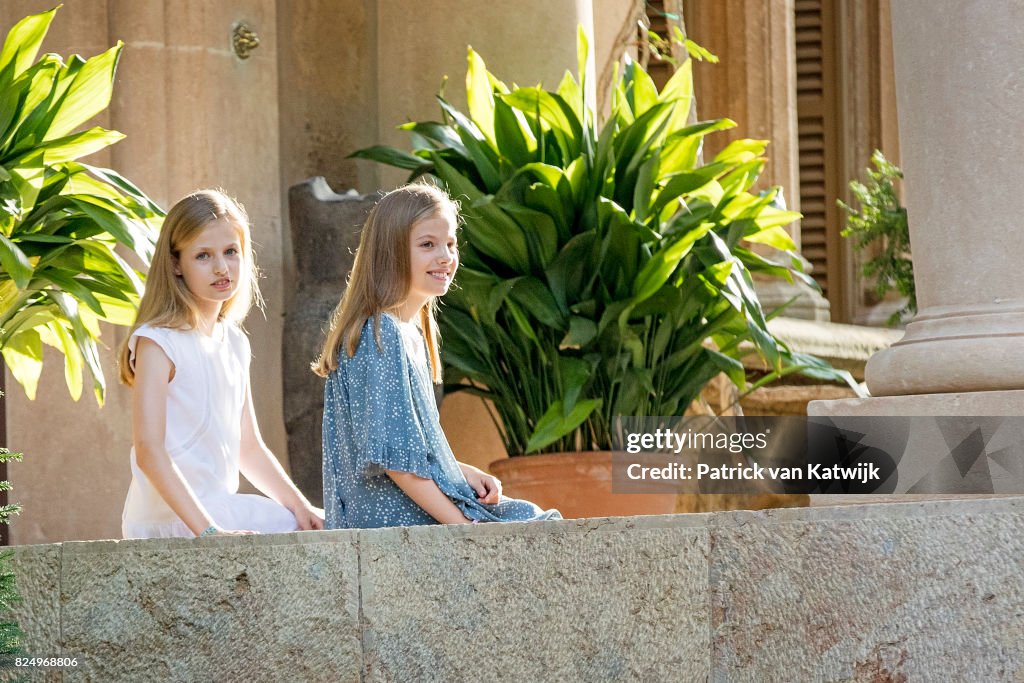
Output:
385,470,473,524
132,338,251,536
239,383,324,530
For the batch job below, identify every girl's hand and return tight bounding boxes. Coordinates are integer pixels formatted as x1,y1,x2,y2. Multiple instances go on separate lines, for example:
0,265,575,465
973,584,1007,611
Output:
289,502,326,531
200,527,257,537
459,463,502,505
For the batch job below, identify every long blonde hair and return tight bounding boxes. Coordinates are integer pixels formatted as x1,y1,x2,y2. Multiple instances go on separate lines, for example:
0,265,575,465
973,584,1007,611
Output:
118,189,262,385
312,183,459,383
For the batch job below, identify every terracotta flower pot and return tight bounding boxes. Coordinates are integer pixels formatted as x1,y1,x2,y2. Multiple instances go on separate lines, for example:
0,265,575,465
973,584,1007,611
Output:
489,451,678,519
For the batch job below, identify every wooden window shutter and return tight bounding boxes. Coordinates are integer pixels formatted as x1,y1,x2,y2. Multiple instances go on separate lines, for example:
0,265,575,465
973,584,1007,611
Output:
795,0,844,318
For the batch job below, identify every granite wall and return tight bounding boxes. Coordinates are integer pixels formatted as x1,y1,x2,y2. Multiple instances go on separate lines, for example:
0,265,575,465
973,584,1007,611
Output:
7,498,1023,681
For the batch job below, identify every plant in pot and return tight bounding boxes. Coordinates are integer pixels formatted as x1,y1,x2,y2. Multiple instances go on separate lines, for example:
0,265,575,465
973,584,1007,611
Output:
353,32,859,517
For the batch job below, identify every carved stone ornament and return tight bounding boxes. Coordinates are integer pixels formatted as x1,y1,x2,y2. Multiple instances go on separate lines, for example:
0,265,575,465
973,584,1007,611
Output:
232,22,260,59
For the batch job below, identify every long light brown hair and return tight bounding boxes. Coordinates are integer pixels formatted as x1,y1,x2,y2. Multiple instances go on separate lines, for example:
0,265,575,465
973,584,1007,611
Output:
311,183,459,383
118,189,262,385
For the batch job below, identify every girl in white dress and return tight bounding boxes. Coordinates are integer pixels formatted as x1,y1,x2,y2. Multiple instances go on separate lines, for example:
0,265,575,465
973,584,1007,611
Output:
118,189,323,538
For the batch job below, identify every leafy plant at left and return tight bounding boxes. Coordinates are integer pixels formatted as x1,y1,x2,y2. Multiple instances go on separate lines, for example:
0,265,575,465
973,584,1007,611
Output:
0,6,163,405
0,414,23,664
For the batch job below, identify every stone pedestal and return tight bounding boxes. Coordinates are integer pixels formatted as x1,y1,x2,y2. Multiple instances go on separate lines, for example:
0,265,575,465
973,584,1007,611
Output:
809,392,1024,506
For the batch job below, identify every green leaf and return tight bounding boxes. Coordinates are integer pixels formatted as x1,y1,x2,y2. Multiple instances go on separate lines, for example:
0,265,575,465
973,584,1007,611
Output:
48,319,84,401
498,202,559,269
493,99,535,166
558,355,593,411
40,269,106,316
8,151,45,212
744,224,797,251
90,292,138,325
6,57,61,152
545,231,597,312
524,398,601,453
753,206,803,230
0,233,34,288
650,163,727,217
508,276,565,329
499,88,581,161
348,144,429,171
658,58,694,135
576,24,590,110
556,70,583,123
0,7,57,78
437,96,501,191
44,42,122,141
659,118,736,174
706,348,746,389
633,222,714,304
77,163,165,216
713,138,768,166
399,120,466,154
624,61,659,118
68,197,147,255
26,127,124,164
1,327,42,399
465,47,496,145
48,289,105,403
559,316,597,349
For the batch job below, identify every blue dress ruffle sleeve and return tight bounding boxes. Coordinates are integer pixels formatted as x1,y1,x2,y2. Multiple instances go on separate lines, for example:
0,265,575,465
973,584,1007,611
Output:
322,313,561,529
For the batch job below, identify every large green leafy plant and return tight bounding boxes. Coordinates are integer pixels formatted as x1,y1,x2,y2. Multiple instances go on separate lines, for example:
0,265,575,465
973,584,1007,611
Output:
356,31,858,455
0,7,163,404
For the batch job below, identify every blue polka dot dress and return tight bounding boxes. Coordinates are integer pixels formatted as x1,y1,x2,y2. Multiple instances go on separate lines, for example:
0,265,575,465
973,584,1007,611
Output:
322,313,562,528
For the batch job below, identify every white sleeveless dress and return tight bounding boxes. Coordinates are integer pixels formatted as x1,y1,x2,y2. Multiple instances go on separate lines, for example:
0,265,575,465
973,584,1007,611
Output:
122,323,298,538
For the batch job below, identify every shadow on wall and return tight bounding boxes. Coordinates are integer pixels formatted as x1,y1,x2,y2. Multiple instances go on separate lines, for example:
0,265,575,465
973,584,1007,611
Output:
284,179,375,506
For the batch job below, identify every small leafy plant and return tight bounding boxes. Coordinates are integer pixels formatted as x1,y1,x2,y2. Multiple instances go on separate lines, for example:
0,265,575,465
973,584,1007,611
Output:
839,150,914,326
355,31,859,455
0,7,164,405
0,396,22,664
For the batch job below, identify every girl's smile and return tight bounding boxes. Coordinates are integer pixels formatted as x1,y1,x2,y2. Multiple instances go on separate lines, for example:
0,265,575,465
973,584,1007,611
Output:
398,214,458,321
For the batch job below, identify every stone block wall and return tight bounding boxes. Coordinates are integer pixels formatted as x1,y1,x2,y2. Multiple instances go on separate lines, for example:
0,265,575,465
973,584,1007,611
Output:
6,498,1023,681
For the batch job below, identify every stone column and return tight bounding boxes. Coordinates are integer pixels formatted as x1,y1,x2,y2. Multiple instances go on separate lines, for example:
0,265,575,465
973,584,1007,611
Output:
812,0,1024,423
686,0,831,321
859,0,1024,400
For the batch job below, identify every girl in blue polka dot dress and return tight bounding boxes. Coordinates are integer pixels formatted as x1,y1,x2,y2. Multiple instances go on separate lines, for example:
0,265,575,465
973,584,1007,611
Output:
313,184,561,528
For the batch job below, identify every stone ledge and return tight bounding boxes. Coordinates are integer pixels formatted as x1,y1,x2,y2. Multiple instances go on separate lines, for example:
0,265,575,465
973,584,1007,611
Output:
6,499,1022,681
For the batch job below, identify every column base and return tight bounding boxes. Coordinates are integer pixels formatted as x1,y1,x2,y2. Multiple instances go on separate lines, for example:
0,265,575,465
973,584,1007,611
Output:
865,302,1024,395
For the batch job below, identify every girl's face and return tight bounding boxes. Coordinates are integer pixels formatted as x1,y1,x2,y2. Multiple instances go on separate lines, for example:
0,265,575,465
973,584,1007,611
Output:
406,212,458,305
174,217,244,315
